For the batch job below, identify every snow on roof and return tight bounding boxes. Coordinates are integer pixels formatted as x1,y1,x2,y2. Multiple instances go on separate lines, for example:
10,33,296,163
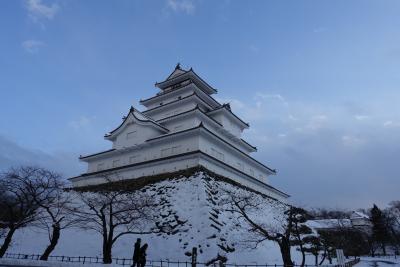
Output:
306,219,352,230
350,211,370,220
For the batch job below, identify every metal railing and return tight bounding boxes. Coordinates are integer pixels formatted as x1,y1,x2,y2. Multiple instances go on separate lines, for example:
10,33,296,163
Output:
2,252,337,267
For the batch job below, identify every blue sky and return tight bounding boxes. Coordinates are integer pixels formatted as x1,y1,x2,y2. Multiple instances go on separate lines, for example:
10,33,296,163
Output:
1,0,400,209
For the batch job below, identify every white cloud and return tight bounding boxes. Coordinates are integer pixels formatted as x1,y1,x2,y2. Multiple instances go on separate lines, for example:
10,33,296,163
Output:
166,0,195,14
69,116,94,131
25,0,59,21
256,93,289,106
383,120,400,128
21,40,45,53
305,115,328,130
354,115,369,121
342,135,365,146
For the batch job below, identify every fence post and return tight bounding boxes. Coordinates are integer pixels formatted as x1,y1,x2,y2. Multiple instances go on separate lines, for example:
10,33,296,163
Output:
191,247,197,267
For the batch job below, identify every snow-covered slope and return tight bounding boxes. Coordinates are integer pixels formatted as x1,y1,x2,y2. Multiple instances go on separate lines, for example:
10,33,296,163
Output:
4,171,295,264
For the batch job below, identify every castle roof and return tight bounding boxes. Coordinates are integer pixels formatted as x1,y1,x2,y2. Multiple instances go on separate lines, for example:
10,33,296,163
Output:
104,106,169,140
207,103,250,128
155,65,217,95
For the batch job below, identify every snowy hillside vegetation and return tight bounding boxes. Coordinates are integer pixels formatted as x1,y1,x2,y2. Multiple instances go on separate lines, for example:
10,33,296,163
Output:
3,168,297,264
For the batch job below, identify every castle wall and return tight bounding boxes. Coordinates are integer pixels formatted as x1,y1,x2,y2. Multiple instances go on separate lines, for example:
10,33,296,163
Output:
112,123,162,149
87,134,200,173
198,133,269,184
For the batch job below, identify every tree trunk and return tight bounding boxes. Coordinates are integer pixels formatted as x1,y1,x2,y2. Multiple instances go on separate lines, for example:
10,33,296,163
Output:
40,224,60,260
314,254,318,266
382,244,387,256
0,227,16,258
319,250,326,265
299,243,306,267
278,239,293,267
103,241,113,264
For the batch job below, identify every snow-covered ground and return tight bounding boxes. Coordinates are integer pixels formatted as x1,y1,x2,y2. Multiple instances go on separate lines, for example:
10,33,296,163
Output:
0,171,332,266
355,256,400,267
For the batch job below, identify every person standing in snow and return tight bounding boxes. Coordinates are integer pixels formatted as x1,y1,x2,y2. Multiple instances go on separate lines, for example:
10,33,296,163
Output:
131,238,141,267
138,243,148,267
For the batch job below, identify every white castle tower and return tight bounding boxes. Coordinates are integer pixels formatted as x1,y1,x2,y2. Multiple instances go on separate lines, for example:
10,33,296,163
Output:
69,65,288,200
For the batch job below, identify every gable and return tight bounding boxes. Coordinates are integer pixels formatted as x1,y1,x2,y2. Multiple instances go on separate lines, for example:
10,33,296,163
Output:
113,121,163,149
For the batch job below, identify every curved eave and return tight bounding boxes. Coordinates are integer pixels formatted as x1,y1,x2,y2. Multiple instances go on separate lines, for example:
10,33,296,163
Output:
148,123,276,175
157,106,256,152
140,81,221,107
142,92,217,115
69,152,288,198
241,138,257,151
104,107,169,140
79,149,116,160
155,69,217,94
208,107,250,129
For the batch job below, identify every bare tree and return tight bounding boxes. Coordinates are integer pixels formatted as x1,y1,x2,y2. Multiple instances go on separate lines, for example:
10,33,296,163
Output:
21,168,77,260
221,189,295,266
0,167,41,257
69,174,184,264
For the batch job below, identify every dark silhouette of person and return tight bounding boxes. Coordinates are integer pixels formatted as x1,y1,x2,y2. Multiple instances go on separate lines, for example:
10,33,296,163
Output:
131,238,141,267
138,243,148,267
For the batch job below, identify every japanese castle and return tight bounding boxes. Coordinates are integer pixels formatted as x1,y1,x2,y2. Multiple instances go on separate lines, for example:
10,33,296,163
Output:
69,65,289,200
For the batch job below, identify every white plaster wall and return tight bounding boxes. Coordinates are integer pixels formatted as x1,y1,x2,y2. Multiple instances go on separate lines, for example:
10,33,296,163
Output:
160,111,253,154
144,85,195,109
146,100,198,121
73,156,199,187
88,130,269,183
160,116,201,133
200,118,253,154
73,153,285,201
113,123,163,149
143,84,218,110
197,156,284,201
208,112,243,137
198,133,270,184
86,134,199,173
